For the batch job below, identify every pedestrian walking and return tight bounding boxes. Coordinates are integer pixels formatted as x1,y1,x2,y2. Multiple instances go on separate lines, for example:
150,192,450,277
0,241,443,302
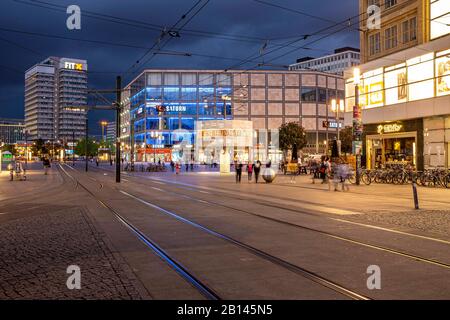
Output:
175,162,180,175
235,161,243,183
170,160,175,172
43,157,51,175
254,160,261,183
247,162,253,182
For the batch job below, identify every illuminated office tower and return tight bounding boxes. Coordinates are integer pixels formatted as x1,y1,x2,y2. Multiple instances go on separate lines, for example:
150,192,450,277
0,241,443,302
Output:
25,57,87,142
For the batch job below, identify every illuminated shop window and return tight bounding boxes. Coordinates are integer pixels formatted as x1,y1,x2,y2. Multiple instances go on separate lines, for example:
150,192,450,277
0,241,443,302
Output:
361,68,384,108
430,0,450,40
384,63,407,105
407,53,434,101
181,118,195,130
146,87,162,101
435,49,450,96
181,87,197,101
162,87,180,101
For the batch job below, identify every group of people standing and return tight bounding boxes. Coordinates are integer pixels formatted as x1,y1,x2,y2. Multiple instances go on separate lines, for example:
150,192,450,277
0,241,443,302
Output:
170,160,194,174
313,155,352,191
234,160,262,184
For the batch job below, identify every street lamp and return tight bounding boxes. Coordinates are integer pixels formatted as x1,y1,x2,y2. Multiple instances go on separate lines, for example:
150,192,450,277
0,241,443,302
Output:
331,98,345,155
353,67,362,185
100,121,108,142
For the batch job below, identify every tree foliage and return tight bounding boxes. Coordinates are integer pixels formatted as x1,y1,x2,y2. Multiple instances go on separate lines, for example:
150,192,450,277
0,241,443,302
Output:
75,138,99,157
340,126,353,154
278,122,307,153
31,139,48,157
1,144,16,155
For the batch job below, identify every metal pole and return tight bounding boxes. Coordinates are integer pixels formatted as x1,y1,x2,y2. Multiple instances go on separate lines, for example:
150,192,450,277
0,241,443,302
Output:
355,84,361,185
412,181,419,209
115,76,121,183
131,117,135,171
85,117,88,172
72,131,75,166
336,109,340,142
24,130,28,168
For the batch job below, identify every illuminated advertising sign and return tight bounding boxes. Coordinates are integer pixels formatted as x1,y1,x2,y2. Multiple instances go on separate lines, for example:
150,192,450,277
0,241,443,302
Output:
377,123,403,134
64,61,83,71
384,64,407,105
436,49,450,96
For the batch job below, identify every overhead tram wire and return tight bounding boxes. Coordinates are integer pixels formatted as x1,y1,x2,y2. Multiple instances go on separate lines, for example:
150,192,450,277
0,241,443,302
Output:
123,0,206,79
189,0,427,90
125,0,211,80
10,0,375,74
11,0,316,46
4,0,418,93
13,0,390,77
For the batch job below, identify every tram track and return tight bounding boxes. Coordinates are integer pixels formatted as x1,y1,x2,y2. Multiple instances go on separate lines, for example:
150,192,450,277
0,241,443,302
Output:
87,166,450,270
58,164,220,300
61,163,370,300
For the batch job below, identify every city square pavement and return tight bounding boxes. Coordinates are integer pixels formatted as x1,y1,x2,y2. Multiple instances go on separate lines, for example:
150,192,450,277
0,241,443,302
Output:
1,161,450,299
118,164,450,238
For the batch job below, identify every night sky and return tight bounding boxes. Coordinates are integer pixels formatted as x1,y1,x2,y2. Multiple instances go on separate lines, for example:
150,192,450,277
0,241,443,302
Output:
0,0,358,135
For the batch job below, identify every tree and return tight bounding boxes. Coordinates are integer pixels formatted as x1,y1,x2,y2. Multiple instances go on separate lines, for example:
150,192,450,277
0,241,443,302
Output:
75,138,99,157
1,144,16,155
31,139,48,157
339,126,353,154
278,122,307,159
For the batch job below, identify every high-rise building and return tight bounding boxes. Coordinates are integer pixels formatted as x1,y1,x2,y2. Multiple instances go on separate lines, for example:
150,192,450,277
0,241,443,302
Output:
25,57,88,142
289,47,361,75
120,69,346,163
106,121,116,143
0,118,24,144
345,0,450,170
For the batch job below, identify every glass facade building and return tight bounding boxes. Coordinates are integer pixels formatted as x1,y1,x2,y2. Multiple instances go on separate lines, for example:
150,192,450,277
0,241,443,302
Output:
0,118,24,144
120,70,345,162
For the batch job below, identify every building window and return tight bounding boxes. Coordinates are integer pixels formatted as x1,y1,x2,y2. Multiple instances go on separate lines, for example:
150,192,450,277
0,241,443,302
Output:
369,33,381,56
181,73,197,86
384,0,396,9
318,88,327,102
402,17,417,43
301,87,317,102
147,73,162,86
164,73,179,86
368,0,380,6
384,25,398,50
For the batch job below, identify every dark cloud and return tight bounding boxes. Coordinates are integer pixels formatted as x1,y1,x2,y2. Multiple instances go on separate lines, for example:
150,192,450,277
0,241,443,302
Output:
0,0,358,134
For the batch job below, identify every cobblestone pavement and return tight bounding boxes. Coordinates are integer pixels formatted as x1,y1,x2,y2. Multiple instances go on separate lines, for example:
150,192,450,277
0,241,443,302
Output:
347,209,450,238
0,205,144,300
